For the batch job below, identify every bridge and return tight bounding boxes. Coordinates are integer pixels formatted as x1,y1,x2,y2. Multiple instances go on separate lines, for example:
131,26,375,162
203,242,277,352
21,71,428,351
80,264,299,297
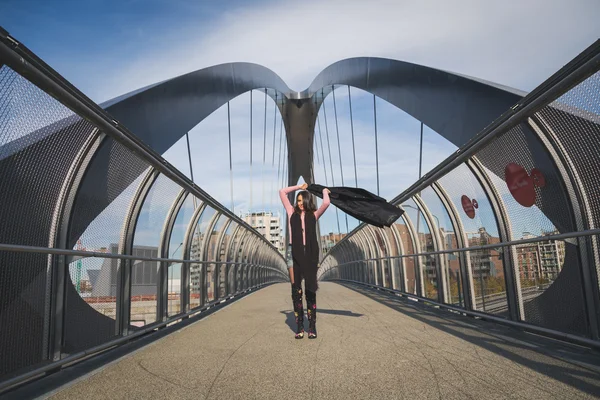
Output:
1,26,600,399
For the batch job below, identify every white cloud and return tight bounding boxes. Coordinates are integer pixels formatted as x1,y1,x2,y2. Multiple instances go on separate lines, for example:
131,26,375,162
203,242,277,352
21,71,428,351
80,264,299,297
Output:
91,0,600,102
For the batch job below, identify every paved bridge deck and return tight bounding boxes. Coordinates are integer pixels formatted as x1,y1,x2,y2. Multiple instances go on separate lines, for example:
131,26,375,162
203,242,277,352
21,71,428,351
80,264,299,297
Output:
42,283,600,399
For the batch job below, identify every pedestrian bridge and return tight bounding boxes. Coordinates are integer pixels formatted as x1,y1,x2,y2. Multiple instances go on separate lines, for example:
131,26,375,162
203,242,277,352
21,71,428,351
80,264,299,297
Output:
1,27,600,399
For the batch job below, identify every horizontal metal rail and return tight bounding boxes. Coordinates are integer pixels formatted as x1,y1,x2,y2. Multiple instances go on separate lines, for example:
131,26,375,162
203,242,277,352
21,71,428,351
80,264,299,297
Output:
334,279,600,350
0,283,275,395
325,39,600,253
0,242,287,269
0,32,283,260
329,228,600,267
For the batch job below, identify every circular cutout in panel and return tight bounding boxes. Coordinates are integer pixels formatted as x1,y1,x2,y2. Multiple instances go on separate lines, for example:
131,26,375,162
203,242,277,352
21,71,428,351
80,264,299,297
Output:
505,162,535,207
461,195,476,219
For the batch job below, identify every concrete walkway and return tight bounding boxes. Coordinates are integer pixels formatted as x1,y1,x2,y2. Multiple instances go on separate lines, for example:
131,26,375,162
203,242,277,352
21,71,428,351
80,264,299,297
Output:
50,282,600,399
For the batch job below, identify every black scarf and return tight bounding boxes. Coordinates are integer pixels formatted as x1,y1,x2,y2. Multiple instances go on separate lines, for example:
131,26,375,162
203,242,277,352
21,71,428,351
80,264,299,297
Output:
307,184,404,228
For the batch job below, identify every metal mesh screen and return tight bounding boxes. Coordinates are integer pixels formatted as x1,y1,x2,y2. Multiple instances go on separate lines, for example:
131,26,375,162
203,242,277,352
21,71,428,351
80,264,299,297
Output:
474,120,589,334
63,256,117,355
218,222,237,298
206,215,225,302
403,198,438,300
68,139,150,252
0,251,50,380
64,141,149,353
420,187,462,305
475,123,573,236
394,220,417,294
467,248,508,316
129,255,158,327
189,207,216,309
0,66,96,379
537,71,600,301
133,174,181,249
167,194,198,316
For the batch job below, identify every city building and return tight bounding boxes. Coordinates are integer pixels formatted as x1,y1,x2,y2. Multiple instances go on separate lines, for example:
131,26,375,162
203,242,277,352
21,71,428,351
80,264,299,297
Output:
90,244,160,297
243,211,284,254
516,230,564,284
321,232,346,253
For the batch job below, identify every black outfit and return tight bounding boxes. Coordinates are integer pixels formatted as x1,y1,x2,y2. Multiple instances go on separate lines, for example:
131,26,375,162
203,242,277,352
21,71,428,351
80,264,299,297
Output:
307,184,404,228
290,210,319,338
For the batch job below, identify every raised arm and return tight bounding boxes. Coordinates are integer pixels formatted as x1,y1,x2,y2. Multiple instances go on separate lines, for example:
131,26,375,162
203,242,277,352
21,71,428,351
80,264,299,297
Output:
279,185,301,216
314,188,331,220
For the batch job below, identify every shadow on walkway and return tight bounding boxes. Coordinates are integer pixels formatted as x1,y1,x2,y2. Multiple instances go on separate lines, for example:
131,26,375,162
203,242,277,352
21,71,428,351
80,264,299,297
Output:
340,282,600,398
280,309,363,332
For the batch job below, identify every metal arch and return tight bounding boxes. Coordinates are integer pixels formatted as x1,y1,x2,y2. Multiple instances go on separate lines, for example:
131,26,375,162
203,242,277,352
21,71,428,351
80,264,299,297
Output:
349,236,363,282
224,224,241,296
103,64,290,157
116,167,159,335
338,241,349,280
305,57,523,148
372,226,394,288
157,188,188,321
235,230,252,288
199,212,222,304
241,234,259,289
358,229,375,284
47,128,105,360
364,226,383,286
231,229,250,293
389,223,406,291
213,218,233,300
432,181,475,310
354,232,370,283
467,158,521,320
413,193,448,303
382,226,399,289
400,211,425,297
181,201,207,312
341,241,353,280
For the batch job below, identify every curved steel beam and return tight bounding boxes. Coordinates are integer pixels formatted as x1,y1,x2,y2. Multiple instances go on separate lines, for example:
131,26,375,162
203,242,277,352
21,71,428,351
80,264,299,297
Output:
305,57,524,148
102,63,291,156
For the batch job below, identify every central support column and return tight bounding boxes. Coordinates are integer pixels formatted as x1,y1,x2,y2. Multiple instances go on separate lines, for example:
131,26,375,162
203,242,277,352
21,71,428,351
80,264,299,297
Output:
282,97,318,186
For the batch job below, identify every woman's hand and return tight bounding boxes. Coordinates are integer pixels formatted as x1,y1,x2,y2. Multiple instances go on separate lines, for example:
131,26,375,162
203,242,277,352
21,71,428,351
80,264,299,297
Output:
300,183,308,190
324,188,331,194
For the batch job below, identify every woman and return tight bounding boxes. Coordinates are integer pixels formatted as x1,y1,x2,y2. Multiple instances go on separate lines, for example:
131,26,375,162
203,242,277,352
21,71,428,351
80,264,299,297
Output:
279,182,330,339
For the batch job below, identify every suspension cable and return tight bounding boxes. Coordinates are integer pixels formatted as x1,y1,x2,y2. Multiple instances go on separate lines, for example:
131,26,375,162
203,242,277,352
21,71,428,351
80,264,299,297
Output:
262,88,267,212
321,89,341,236
373,94,380,196
185,131,197,210
348,85,358,187
249,90,253,215
227,101,234,212
332,85,349,233
270,93,278,211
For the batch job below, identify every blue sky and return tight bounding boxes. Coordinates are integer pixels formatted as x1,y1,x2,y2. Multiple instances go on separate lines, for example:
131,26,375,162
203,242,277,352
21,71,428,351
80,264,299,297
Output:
3,0,600,254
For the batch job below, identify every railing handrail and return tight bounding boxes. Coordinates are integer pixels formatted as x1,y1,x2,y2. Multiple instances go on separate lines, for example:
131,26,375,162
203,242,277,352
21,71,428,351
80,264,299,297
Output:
327,227,600,267
0,242,286,267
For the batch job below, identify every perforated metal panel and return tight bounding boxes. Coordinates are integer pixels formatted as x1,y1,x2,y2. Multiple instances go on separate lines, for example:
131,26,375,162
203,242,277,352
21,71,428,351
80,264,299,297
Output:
420,187,462,305
0,251,50,380
64,142,150,353
63,256,117,354
0,66,97,379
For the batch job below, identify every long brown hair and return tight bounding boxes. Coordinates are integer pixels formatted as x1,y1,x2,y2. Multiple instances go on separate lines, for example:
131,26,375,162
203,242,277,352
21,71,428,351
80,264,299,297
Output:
294,190,316,214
